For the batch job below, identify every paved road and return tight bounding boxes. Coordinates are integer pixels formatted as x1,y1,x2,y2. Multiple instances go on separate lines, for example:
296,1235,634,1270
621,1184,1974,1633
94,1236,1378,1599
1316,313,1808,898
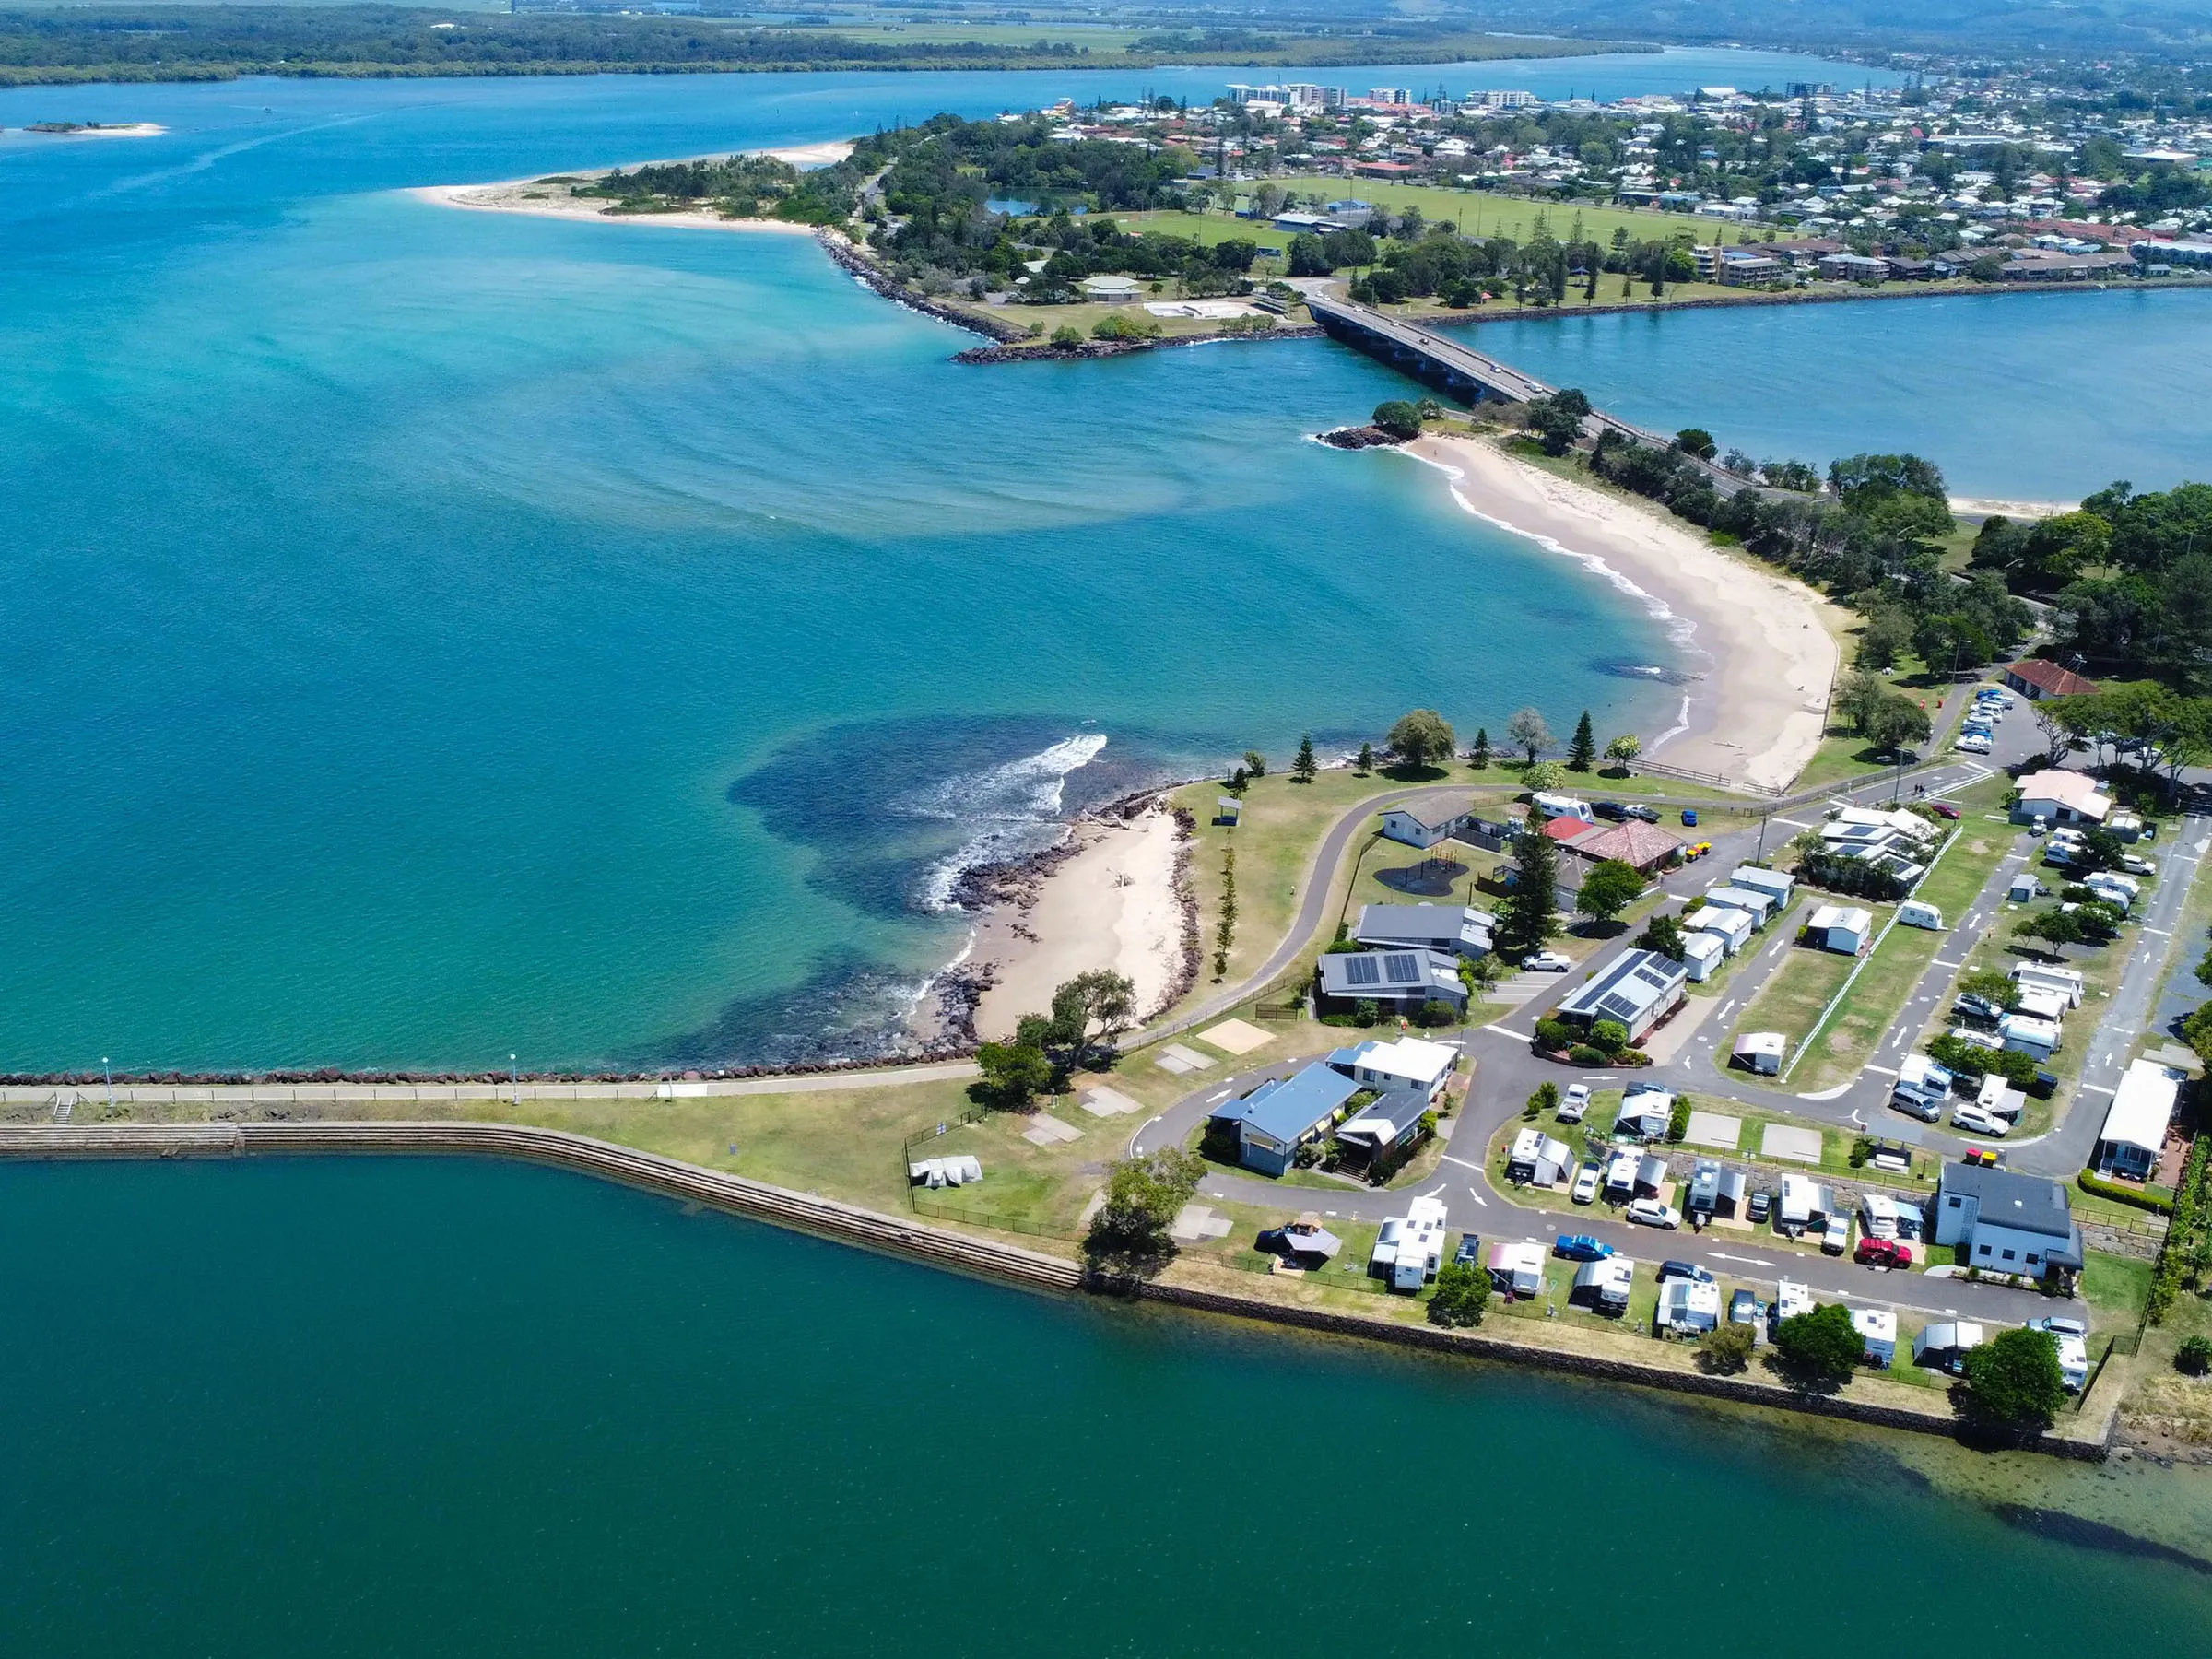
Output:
1135,678,2208,1324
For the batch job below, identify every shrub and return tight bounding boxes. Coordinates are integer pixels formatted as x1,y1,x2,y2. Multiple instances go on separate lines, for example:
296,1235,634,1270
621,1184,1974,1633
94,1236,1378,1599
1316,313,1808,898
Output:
1699,1321,1756,1373
1588,1018,1630,1053
1525,1082,1559,1121
2178,1336,2212,1376
1568,1044,1608,1065
1050,324,1083,347
1534,1018,1572,1052
1666,1097,1692,1143
1414,998,1460,1027
2076,1169,2175,1216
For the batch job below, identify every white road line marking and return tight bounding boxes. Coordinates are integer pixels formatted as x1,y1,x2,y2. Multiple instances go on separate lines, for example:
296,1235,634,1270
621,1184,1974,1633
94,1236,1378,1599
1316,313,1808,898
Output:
1465,1188,1488,1207
1863,1065,1898,1076
1206,1089,1230,1103
1442,1155,1482,1171
1706,1252,1775,1267
2080,1084,2116,1096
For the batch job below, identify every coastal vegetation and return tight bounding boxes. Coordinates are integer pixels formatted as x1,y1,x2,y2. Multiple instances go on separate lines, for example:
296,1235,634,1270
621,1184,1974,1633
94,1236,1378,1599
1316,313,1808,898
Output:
581,152,858,224
0,6,1634,88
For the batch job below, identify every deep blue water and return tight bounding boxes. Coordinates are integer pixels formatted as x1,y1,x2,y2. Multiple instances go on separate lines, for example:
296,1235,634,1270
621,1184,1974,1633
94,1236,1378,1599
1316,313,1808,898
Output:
3,50,2188,1074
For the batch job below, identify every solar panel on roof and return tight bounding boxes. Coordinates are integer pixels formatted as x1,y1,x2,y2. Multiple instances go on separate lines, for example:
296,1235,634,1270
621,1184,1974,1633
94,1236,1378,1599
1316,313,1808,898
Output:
1344,956,1381,986
1383,954,1422,984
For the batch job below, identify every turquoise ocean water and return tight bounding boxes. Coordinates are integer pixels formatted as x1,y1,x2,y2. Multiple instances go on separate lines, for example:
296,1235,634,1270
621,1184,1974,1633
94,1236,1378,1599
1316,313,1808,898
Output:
3,1157,2207,1656
4,50,2197,1073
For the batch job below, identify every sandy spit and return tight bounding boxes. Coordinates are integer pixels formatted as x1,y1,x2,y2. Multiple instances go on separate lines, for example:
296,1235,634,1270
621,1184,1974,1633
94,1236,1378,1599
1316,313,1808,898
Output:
1407,434,1842,794
409,140,854,232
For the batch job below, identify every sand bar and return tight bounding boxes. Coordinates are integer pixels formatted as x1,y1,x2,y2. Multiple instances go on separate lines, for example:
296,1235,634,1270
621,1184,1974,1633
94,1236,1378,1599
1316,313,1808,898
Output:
413,140,853,232
969,806,1187,1041
1409,433,1841,794
15,122,165,138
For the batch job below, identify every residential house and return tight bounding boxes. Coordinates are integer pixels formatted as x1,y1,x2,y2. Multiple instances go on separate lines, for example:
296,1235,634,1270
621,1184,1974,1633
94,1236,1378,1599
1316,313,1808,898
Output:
2095,1058,2181,1180
2012,770,2112,827
1554,948,1688,1045
1335,1087,1432,1166
1371,1194,1450,1290
1934,1161,2084,1279
1688,903,1755,957
1206,1065,1361,1176
1487,1239,1546,1298
1658,1277,1722,1334
2004,658,2101,701
1818,251,1890,281
1353,902,1494,960
1733,1030,1786,1075
1380,804,1471,849
1806,903,1874,955
1559,818,1685,876
1680,931,1726,982
1316,947,1468,1014
1326,1035,1458,1102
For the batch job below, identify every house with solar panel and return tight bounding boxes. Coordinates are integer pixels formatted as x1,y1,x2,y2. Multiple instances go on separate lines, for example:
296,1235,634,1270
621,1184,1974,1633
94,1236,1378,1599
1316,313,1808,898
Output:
1315,947,1470,1016
1551,948,1688,1046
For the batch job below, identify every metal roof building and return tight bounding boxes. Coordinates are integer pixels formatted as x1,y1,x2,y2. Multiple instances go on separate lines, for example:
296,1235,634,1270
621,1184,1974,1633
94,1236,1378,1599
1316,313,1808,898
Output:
1553,948,1688,1044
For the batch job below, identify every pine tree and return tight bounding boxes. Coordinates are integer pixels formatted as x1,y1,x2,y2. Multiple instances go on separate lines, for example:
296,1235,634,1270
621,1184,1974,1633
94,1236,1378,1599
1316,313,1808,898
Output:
1291,732,1318,783
1567,710,1596,772
1498,806,1559,959
1469,728,1491,770
1355,742,1375,775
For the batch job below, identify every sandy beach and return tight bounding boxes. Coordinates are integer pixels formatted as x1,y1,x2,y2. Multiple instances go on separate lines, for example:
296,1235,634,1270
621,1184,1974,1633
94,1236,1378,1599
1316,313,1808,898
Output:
412,140,853,232
1409,434,1842,794
955,805,1190,1043
1951,496,2069,521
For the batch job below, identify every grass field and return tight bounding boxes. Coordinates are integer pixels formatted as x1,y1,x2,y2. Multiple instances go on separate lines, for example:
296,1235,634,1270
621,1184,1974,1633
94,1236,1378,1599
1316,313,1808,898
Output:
1731,926,1879,1083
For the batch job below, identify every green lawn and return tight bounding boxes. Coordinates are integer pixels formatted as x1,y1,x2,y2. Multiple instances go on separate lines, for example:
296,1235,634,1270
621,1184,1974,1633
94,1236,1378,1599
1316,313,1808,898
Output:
1732,930,1876,1079
1787,813,2018,1092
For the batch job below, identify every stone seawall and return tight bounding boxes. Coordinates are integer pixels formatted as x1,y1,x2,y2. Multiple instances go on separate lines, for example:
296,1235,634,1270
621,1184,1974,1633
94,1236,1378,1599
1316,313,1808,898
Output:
1134,1281,2113,1461
0,1123,1081,1295
0,1123,2114,1458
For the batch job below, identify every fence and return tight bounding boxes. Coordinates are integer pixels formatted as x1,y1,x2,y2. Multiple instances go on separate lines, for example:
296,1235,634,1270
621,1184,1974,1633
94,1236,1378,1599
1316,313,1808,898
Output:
908,1199,1084,1244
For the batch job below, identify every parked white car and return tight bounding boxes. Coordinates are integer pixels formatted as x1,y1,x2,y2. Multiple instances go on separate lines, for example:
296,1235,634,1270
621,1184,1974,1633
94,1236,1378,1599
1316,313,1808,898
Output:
1952,1103,2011,1136
1559,1083,1592,1123
1626,1198,1681,1230
2122,853,2156,876
1571,1162,1602,1205
1524,951,1571,972
1821,1213,1851,1254
1957,735,1992,755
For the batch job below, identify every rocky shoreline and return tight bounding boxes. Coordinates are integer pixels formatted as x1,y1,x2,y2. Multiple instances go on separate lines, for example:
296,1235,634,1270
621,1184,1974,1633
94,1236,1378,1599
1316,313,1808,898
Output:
1316,424,1412,450
815,230,1031,343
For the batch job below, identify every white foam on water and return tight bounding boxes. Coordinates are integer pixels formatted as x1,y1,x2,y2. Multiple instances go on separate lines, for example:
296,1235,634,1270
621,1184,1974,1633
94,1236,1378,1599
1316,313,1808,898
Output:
900,733,1110,913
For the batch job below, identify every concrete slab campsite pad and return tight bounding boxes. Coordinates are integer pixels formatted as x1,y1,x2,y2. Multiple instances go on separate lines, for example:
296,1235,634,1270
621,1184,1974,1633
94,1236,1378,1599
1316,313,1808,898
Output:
1169,1203,1234,1243
1684,1111,1742,1151
1021,1114,1082,1147
1077,1086,1141,1118
1161,1042,1216,1071
1760,1123,1824,1164
1199,1018,1272,1056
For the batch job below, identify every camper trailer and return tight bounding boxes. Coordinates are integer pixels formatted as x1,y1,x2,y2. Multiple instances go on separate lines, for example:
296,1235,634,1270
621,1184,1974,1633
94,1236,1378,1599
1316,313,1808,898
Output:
1896,900,1945,930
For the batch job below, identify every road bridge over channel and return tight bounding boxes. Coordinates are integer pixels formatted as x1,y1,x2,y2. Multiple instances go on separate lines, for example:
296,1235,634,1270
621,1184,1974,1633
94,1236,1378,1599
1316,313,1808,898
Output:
1302,292,1752,496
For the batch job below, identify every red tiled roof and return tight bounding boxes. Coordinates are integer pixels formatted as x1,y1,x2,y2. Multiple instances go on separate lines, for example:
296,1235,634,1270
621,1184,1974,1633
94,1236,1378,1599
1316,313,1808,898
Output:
2006,658,2100,698
1564,820,1686,870
1543,817,1591,843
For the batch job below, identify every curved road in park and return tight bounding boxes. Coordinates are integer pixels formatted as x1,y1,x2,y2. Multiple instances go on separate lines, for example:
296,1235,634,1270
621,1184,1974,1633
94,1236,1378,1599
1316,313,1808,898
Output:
1131,683,2208,1325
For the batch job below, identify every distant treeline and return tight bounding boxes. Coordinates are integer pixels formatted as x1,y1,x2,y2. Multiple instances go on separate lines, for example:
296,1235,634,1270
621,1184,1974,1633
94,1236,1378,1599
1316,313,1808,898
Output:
0,6,1635,88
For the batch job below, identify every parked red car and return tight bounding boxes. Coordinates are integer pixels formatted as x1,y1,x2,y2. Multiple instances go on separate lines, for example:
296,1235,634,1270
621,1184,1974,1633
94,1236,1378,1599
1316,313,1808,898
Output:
1927,801,1962,819
1855,1237,1915,1269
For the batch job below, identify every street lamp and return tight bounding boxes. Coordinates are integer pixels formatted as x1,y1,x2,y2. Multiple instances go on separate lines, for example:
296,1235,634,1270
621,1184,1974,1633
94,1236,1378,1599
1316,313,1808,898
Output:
102,1055,113,1110
510,1053,520,1106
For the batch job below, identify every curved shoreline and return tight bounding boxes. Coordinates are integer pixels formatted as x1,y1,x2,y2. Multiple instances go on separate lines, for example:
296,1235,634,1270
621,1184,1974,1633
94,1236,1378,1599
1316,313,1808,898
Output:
1406,431,1840,792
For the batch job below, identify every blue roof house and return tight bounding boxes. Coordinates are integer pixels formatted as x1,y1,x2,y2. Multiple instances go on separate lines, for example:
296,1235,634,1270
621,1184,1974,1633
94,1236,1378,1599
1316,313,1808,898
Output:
1206,1065,1362,1177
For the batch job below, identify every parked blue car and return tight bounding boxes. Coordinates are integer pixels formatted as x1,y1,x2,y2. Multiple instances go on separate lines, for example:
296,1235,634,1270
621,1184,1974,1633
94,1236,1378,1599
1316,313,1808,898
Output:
1680,808,1699,827
1554,1234,1614,1262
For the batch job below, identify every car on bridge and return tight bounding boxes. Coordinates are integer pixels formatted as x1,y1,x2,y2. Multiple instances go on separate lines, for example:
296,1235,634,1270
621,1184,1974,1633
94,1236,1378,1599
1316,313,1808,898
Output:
1554,1234,1613,1261
1626,1199,1681,1230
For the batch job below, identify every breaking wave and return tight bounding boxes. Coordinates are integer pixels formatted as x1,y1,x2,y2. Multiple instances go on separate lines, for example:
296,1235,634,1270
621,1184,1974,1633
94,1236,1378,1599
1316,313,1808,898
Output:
900,732,1110,912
